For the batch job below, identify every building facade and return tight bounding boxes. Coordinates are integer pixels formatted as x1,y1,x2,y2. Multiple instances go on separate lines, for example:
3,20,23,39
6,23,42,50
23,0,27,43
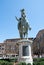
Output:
0,38,33,59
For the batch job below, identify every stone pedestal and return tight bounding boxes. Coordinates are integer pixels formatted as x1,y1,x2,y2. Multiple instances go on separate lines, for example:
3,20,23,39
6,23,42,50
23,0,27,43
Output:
17,39,33,65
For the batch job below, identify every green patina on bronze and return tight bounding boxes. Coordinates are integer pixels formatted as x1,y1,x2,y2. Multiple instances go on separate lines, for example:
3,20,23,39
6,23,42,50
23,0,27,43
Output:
15,9,31,39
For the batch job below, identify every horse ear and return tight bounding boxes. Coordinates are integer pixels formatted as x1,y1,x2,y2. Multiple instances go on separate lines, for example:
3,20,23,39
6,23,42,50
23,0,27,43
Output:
29,27,31,30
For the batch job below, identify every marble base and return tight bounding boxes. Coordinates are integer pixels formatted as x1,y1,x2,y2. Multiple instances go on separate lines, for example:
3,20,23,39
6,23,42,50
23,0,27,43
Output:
17,39,33,65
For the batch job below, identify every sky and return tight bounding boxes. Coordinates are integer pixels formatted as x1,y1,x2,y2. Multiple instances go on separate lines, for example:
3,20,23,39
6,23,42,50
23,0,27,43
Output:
0,0,44,42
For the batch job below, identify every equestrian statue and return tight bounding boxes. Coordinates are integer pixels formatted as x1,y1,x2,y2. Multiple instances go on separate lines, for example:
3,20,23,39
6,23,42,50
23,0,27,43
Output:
15,9,31,39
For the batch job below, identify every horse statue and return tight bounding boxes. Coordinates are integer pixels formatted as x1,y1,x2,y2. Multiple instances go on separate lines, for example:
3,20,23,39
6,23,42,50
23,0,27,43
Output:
15,9,31,39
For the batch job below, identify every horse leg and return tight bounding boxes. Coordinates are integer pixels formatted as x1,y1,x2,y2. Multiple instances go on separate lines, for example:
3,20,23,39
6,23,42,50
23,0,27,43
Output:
20,32,23,39
24,33,25,38
26,32,28,39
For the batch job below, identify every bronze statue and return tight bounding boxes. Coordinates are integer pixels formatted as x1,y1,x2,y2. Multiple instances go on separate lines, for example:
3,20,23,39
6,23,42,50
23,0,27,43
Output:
15,9,31,39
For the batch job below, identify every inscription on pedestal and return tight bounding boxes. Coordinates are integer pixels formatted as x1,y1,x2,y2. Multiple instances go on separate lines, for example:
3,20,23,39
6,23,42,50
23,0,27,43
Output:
22,46,29,56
